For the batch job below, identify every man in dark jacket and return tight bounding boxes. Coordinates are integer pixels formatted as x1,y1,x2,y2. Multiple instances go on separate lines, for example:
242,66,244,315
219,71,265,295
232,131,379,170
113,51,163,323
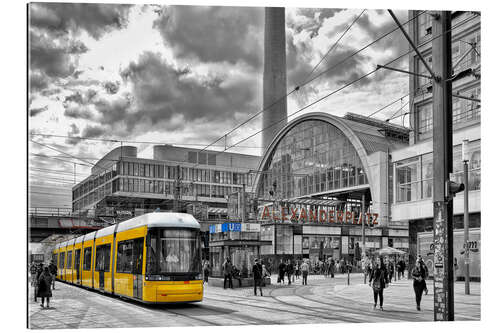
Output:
222,257,233,289
253,259,263,296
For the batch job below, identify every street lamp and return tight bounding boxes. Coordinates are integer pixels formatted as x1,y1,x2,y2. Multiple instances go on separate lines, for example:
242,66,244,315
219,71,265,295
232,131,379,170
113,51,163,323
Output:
462,139,470,295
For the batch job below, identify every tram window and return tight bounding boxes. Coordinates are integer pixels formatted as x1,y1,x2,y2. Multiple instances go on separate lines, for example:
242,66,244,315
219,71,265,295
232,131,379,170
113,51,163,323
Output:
117,241,133,273
83,247,92,270
95,244,111,272
117,238,144,274
67,251,73,269
59,252,65,268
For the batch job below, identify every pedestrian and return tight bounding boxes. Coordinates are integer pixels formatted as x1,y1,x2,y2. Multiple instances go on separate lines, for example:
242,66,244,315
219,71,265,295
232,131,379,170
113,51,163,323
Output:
401,260,406,279
328,258,335,278
222,257,233,289
36,266,53,308
203,260,210,284
286,260,293,285
232,265,242,288
278,259,286,284
262,263,270,287
253,259,263,296
294,261,300,280
34,263,43,302
300,260,309,285
412,256,428,311
388,260,394,283
369,257,389,311
30,263,37,287
49,260,57,290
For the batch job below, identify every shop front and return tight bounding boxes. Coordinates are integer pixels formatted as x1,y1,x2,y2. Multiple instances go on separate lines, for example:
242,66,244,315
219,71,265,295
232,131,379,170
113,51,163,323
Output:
208,222,272,278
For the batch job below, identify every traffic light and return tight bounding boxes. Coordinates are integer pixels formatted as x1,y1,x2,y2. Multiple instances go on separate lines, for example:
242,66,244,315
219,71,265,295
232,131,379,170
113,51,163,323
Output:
446,180,465,201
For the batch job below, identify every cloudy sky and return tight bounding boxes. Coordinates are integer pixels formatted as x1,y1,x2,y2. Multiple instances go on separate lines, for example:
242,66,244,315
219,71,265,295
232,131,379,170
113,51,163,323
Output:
28,2,410,208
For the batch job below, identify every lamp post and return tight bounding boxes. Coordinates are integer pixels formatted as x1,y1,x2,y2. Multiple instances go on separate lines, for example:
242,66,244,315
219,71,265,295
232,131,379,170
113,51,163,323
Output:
462,139,470,295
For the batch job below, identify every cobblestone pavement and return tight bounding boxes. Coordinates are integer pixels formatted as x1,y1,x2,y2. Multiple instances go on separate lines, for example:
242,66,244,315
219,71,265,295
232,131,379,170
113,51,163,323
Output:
28,273,480,329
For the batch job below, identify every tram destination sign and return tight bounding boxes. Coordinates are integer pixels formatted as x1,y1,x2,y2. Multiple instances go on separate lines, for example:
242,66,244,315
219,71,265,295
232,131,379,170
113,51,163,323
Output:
260,206,378,225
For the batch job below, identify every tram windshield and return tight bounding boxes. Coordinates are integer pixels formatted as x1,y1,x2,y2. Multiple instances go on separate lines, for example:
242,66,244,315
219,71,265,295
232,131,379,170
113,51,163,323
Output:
146,228,201,275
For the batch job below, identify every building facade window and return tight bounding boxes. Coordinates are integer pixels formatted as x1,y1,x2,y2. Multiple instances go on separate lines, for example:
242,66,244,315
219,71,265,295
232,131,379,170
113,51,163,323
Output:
452,86,481,126
417,103,433,137
257,120,367,200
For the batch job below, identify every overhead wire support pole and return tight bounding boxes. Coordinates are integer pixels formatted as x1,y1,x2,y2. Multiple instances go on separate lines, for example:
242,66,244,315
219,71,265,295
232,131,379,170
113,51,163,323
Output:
376,64,434,80
387,9,438,81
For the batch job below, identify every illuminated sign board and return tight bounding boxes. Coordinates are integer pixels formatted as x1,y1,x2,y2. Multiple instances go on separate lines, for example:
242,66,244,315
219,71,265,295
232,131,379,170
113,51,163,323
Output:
259,206,378,225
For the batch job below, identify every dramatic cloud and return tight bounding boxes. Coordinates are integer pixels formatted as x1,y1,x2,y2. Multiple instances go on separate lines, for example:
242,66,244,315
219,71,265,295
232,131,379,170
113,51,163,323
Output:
114,51,260,133
291,8,345,37
30,105,49,117
66,123,81,145
63,105,94,120
29,3,132,40
153,6,264,68
82,125,106,138
103,81,120,94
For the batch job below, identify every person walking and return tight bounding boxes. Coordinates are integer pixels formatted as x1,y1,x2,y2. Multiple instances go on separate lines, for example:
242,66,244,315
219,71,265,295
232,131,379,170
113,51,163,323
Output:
300,260,309,285
34,263,43,302
222,257,233,289
203,260,210,284
278,259,286,284
388,260,394,283
369,257,389,311
286,260,294,285
294,262,300,280
49,261,57,290
328,258,335,278
412,256,428,311
36,266,53,308
253,259,263,296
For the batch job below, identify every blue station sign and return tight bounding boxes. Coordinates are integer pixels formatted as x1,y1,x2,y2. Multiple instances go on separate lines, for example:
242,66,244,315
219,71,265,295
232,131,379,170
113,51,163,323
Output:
209,222,241,234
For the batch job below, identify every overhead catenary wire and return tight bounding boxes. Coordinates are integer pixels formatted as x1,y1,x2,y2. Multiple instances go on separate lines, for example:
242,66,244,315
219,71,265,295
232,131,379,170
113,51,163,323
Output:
189,10,428,165
212,12,479,158
301,9,367,85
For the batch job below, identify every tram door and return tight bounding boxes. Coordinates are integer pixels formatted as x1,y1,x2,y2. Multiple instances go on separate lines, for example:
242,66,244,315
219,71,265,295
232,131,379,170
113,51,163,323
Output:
74,249,81,285
132,238,144,299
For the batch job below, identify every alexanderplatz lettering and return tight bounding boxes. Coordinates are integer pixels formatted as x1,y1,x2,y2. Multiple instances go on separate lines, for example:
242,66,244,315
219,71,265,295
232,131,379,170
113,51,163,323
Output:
260,206,379,225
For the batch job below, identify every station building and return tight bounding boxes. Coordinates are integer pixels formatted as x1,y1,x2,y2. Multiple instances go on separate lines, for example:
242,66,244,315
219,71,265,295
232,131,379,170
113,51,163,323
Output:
251,112,411,267
71,145,260,223
390,10,481,279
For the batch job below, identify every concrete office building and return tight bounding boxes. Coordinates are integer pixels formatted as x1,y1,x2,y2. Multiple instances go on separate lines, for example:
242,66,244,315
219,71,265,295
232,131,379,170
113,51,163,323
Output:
390,11,481,279
71,145,260,222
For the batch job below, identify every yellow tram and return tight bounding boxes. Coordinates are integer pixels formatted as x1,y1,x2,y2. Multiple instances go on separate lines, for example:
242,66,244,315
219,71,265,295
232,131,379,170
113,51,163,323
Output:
52,212,203,303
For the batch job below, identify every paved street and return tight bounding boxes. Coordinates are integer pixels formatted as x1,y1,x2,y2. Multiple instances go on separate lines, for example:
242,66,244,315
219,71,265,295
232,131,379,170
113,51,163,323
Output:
28,273,480,329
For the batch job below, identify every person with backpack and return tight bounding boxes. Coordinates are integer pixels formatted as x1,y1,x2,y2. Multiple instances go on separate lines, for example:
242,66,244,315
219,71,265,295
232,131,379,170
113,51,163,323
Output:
412,255,428,311
369,257,389,311
36,266,53,308
278,259,286,284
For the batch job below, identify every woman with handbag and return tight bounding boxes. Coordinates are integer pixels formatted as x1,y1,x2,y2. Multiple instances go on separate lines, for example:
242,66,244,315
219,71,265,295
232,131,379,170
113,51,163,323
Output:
369,257,389,311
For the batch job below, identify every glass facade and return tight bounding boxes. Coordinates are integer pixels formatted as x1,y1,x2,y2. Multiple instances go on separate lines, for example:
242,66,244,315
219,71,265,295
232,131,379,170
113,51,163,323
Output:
257,120,367,200
395,140,480,203
72,159,255,212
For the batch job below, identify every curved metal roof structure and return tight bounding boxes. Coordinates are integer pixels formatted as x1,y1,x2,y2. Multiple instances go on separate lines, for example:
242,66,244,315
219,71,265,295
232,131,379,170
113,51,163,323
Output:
253,112,408,197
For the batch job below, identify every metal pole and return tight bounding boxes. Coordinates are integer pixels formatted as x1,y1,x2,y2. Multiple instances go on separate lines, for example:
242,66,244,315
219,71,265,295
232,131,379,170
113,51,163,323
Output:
432,11,454,321
463,159,470,295
361,193,366,284
242,183,246,224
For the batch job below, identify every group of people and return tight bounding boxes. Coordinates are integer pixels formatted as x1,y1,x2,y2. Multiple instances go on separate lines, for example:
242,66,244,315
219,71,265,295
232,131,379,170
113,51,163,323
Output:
30,261,57,308
368,255,428,311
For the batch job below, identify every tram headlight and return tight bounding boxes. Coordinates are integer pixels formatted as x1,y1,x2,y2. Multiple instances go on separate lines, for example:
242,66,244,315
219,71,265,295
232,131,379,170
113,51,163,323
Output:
195,273,202,280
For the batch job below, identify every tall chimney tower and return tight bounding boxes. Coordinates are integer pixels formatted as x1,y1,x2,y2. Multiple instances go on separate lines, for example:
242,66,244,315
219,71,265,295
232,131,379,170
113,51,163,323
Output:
262,7,287,155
